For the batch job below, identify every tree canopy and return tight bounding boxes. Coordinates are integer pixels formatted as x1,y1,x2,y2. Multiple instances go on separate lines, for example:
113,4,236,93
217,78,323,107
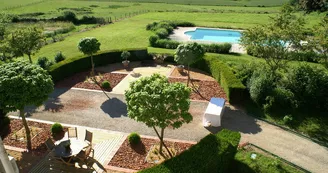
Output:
174,42,205,66
311,16,328,66
299,0,328,13
78,37,101,56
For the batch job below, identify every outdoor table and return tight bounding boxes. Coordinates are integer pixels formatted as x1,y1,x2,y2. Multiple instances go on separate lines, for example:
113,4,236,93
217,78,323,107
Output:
54,139,87,158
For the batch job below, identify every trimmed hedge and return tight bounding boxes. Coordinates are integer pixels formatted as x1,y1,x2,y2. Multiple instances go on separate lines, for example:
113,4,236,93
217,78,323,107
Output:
49,48,150,82
139,129,240,173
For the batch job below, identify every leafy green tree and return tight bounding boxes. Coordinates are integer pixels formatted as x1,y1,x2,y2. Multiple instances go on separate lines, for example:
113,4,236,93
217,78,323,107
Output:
174,42,205,86
7,27,45,63
125,74,192,156
240,5,306,74
299,0,327,12
0,61,54,151
78,37,101,76
311,16,328,66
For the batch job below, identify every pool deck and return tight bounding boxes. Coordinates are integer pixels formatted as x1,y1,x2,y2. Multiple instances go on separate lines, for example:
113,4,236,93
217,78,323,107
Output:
169,27,246,54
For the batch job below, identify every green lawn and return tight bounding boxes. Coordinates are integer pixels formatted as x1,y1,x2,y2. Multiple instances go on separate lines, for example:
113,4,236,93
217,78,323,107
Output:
0,0,44,10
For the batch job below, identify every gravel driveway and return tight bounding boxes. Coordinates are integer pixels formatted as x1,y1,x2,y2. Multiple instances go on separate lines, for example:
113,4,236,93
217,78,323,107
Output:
9,88,328,173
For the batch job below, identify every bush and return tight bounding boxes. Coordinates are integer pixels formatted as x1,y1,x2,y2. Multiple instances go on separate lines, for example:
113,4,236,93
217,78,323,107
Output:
128,132,141,145
263,87,295,115
121,51,131,61
149,35,159,47
54,51,66,63
235,62,261,86
155,39,180,49
49,48,150,82
155,28,169,39
62,11,77,23
140,129,240,173
101,80,110,89
37,57,53,69
283,115,293,125
201,43,232,54
248,69,275,106
51,123,63,135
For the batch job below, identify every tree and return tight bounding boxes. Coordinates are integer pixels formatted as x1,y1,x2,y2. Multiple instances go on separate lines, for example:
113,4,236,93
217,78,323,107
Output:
125,74,192,156
311,16,328,66
174,42,205,86
0,61,54,151
78,37,101,76
299,0,328,12
7,26,45,63
240,5,306,74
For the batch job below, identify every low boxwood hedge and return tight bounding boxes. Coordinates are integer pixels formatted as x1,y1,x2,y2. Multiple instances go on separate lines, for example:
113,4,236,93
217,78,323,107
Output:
49,48,150,82
139,129,240,173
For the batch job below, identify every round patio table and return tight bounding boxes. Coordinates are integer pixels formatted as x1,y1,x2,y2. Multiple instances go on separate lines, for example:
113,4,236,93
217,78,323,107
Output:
54,139,86,158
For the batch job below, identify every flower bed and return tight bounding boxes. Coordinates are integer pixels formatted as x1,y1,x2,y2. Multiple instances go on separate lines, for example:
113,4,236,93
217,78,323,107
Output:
108,137,194,171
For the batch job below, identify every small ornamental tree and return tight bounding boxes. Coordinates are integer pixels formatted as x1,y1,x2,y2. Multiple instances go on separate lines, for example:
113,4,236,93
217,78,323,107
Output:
174,42,205,86
125,74,192,156
7,26,45,63
78,37,101,76
0,61,54,151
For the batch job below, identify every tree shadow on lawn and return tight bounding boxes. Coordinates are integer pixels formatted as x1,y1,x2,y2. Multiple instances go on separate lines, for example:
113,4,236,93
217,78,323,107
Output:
205,106,262,135
100,98,127,118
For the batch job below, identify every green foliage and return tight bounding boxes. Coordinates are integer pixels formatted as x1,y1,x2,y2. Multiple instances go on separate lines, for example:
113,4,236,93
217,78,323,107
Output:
7,26,45,63
149,35,159,47
78,37,101,56
128,132,141,145
54,51,66,63
121,51,131,61
174,42,205,66
201,43,232,54
240,5,306,73
101,80,111,89
299,0,328,12
125,73,192,129
37,56,54,69
51,123,63,135
49,48,150,82
0,61,54,111
140,129,241,173
62,11,77,23
155,28,169,39
283,115,294,124
235,62,261,86
153,39,180,49
311,16,328,66
263,87,295,115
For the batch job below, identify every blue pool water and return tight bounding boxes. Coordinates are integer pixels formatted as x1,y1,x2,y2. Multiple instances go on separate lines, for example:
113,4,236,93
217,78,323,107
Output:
185,28,241,43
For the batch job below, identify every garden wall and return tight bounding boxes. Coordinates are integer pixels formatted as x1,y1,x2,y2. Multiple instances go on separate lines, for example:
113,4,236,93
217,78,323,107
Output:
139,129,241,173
49,48,150,82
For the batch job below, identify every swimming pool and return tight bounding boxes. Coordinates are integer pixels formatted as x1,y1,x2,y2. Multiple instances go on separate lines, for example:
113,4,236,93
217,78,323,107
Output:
185,28,242,43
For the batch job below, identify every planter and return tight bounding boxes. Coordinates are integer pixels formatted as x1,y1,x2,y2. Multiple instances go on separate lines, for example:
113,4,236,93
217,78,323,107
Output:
122,60,130,68
177,65,184,73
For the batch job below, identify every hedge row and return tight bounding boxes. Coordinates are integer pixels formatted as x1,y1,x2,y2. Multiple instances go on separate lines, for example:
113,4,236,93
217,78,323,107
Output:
150,36,232,54
164,54,246,104
49,48,150,82
140,129,240,173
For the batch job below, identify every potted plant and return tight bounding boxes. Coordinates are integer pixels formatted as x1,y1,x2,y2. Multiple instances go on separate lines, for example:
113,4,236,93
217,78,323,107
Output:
153,54,167,64
121,51,131,68
177,65,184,73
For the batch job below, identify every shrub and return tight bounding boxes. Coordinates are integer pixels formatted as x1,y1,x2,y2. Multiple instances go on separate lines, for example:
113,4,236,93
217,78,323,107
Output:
283,115,293,124
37,57,53,69
263,87,295,115
235,62,262,86
49,48,150,82
51,123,63,135
155,28,169,39
140,129,240,173
101,80,110,89
121,51,131,61
248,69,275,106
201,43,232,54
128,132,141,145
54,51,66,63
149,35,159,47
62,11,77,23
155,39,180,49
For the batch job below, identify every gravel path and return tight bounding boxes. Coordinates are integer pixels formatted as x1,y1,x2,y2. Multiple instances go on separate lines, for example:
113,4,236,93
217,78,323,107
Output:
10,88,328,173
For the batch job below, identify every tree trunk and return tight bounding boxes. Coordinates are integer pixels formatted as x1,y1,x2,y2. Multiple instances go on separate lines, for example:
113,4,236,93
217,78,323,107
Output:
28,54,32,64
90,54,95,77
153,127,173,158
187,64,190,87
20,109,32,151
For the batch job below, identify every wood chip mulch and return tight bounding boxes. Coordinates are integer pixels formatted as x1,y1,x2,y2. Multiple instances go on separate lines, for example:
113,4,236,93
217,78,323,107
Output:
170,68,215,81
55,70,127,92
108,138,194,170
168,78,228,101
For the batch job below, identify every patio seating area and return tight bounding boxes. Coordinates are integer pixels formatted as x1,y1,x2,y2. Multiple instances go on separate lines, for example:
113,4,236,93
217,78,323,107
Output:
29,126,125,173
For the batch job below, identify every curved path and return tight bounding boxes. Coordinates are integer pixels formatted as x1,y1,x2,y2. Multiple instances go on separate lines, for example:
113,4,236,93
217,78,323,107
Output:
10,88,328,173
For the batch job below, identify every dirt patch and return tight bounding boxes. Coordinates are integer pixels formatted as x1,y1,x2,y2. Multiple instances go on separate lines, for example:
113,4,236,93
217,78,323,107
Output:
168,78,227,101
109,138,193,170
169,67,215,81
7,150,45,173
55,71,127,92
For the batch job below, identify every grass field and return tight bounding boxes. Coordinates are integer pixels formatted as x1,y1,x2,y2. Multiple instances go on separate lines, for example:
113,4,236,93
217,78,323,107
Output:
78,0,289,7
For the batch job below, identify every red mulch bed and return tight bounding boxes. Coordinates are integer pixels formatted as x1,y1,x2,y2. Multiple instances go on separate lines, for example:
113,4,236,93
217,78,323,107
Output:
169,78,228,101
109,138,194,170
0,119,66,155
55,70,127,92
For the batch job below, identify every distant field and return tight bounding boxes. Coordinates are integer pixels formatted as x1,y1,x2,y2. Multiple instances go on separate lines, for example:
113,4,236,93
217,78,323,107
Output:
0,0,47,10
78,0,289,7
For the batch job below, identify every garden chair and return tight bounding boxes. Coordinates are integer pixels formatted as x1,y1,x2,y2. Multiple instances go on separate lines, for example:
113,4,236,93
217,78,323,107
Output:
45,138,55,151
84,130,93,147
68,127,78,139
76,145,94,167
44,138,75,166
